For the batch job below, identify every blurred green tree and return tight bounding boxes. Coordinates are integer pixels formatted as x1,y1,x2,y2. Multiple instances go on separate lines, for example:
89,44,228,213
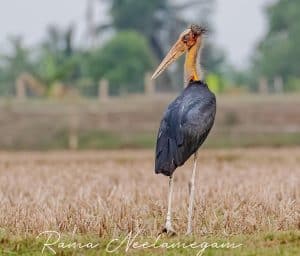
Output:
83,31,154,95
109,0,168,59
35,25,81,86
202,43,226,76
102,0,225,90
111,0,166,36
253,0,300,90
0,36,33,95
0,66,8,95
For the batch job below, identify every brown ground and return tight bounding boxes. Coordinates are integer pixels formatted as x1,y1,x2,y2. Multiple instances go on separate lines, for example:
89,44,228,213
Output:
0,148,299,237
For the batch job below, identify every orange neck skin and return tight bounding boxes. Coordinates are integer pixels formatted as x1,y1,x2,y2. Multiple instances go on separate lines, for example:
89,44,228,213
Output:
184,38,202,85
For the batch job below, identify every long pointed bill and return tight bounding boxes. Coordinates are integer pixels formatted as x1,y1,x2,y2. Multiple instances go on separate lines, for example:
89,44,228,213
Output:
151,38,187,80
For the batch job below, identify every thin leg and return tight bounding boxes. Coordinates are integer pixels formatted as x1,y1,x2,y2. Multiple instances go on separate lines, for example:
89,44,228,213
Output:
162,175,176,235
186,152,197,235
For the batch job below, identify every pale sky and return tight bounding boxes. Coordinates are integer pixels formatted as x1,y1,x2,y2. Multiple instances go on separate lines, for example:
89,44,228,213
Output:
0,0,274,68
214,0,274,68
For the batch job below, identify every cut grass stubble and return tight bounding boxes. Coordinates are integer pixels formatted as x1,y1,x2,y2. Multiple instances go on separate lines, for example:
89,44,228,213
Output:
0,148,299,255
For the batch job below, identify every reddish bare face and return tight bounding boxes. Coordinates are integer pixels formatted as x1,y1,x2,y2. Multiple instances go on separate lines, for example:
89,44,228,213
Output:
151,24,206,80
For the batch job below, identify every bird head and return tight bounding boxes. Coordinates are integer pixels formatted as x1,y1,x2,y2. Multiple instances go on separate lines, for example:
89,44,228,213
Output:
151,24,206,80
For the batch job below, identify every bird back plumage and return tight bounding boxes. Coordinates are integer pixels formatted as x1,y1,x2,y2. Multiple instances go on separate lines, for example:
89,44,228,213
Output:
155,81,216,176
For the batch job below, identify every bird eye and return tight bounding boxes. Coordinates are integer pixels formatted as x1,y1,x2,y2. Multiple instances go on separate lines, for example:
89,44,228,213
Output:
182,35,189,43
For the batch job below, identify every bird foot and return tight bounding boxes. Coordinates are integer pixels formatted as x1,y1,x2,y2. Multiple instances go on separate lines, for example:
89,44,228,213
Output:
160,226,176,237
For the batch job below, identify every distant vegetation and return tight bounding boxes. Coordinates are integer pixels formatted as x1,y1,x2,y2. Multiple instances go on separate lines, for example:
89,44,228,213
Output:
0,0,299,98
0,93,299,150
251,0,300,91
83,31,154,95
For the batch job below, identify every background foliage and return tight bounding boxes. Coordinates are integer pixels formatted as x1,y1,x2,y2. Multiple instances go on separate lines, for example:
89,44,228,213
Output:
0,0,299,96
83,31,154,95
252,0,300,91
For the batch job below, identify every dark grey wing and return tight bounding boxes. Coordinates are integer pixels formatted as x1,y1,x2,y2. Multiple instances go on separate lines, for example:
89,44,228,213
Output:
155,97,186,176
155,92,216,177
180,95,216,158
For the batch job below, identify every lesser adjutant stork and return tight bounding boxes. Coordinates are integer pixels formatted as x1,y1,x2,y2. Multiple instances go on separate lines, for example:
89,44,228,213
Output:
151,24,216,235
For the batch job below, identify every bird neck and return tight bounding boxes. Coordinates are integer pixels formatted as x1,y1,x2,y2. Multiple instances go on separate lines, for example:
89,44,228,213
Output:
184,38,202,86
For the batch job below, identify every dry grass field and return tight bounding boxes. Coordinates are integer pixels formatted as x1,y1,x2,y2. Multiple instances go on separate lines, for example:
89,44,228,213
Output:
0,148,299,255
